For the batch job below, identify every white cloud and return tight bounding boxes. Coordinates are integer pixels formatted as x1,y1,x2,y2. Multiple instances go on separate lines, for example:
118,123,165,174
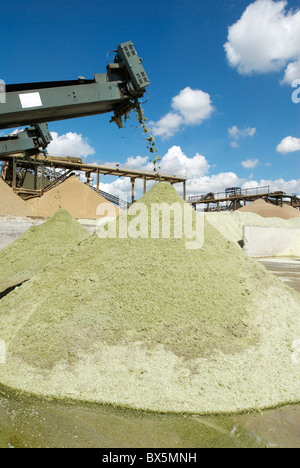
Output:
241,158,260,169
124,155,149,170
99,178,140,201
224,0,300,83
150,112,183,139
150,87,214,139
158,146,210,178
276,136,300,154
281,58,300,85
228,126,256,147
186,172,243,197
171,87,214,125
48,131,95,158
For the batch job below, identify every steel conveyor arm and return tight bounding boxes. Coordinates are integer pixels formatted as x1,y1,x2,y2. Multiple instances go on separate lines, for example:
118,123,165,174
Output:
0,41,150,131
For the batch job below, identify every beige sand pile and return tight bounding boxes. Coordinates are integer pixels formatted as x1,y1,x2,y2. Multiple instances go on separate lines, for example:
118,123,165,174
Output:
26,175,119,220
239,199,300,219
282,204,300,219
0,183,299,415
0,179,33,217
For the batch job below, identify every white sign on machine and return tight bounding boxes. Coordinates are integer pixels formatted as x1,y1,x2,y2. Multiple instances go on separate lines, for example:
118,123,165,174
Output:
19,92,43,109
0,79,5,103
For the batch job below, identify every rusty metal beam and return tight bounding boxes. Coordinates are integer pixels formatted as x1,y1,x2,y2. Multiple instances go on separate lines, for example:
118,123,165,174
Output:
0,153,187,185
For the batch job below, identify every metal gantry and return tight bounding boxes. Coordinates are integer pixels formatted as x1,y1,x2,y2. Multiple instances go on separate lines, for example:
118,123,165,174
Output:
0,153,187,204
189,186,300,211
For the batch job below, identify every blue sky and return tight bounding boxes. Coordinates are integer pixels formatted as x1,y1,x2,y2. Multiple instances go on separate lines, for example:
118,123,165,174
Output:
1,0,299,198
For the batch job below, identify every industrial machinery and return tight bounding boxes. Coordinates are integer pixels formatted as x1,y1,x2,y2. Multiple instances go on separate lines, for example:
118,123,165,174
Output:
0,41,150,194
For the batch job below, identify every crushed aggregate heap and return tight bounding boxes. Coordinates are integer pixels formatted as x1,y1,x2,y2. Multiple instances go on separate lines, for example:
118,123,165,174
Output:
0,183,299,414
205,211,300,256
0,209,89,294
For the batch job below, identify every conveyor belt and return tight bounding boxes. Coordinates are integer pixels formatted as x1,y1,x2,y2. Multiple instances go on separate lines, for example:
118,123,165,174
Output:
90,185,130,209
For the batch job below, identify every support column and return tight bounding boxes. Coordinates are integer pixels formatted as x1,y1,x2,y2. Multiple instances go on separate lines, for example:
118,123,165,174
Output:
33,167,38,190
40,164,45,190
183,180,186,201
33,156,37,190
12,158,17,190
96,169,100,194
131,178,135,204
143,177,147,194
85,171,91,186
217,201,220,212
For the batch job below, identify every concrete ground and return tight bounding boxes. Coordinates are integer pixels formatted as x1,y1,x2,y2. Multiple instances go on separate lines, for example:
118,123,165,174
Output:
0,216,44,250
258,257,300,293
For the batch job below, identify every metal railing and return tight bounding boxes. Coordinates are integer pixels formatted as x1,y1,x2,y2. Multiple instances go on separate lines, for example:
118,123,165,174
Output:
89,185,130,209
188,186,271,203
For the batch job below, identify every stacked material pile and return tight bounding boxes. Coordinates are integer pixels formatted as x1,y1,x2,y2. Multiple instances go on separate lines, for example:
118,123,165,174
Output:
0,183,299,414
0,179,33,217
238,199,300,220
26,175,119,220
0,209,89,294
206,211,300,257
